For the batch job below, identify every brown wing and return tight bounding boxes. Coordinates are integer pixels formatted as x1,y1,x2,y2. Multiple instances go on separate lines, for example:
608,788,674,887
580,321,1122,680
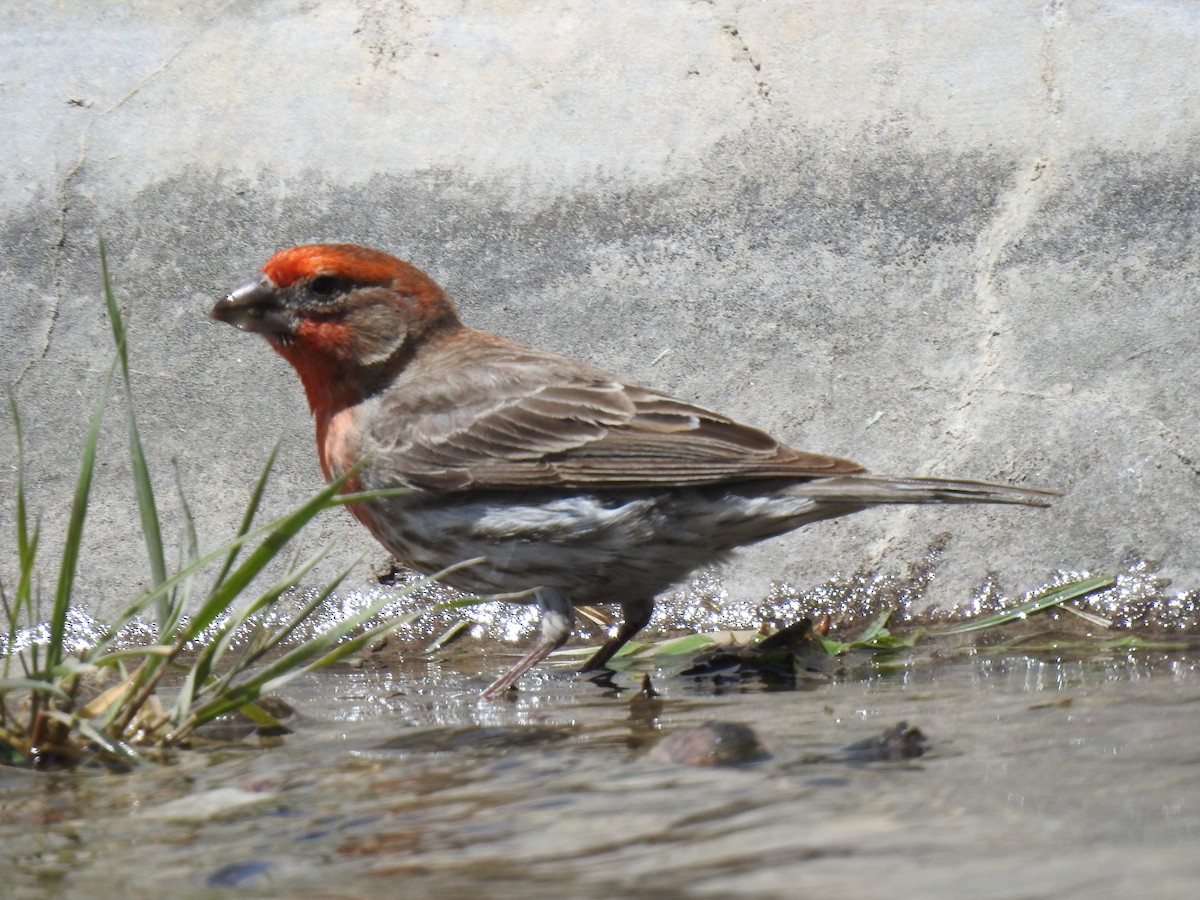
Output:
362,331,866,491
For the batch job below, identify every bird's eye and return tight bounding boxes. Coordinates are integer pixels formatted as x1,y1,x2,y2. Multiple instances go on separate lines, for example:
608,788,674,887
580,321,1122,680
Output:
310,275,339,296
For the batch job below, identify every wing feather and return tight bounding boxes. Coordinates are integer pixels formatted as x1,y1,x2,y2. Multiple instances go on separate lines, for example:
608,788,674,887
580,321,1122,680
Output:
362,332,866,491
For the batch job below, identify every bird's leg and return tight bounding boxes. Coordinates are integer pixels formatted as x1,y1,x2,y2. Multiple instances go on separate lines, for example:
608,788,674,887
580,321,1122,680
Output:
480,588,575,699
578,597,655,673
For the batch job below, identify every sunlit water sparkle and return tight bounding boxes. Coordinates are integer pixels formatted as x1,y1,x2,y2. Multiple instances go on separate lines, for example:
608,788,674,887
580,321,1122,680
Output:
3,554,1196,660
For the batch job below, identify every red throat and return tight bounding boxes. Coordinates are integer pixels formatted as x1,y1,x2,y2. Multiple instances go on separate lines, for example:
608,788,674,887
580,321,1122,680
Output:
268,324,376,482
270,324,368,416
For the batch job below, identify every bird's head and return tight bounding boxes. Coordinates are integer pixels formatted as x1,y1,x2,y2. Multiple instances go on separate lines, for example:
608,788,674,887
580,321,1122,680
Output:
212,244,460,412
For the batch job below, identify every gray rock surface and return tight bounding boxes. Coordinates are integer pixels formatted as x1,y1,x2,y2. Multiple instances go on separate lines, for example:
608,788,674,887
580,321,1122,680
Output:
2,1,1197,620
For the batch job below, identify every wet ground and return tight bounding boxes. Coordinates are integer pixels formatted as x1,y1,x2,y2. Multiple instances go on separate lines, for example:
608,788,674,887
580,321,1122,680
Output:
3,642,1199,899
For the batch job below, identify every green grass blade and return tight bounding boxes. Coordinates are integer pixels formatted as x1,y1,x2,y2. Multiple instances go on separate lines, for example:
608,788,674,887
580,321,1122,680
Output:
237,559,359,667
101,242,168,610
209,441,281,595
187,546,343,708
102,467,354,649
175,566,469,735
0,678,72,702
170,656,209,729
186,618,255,711
47,358,118,673
183,606,422,729
176,473,359,645
934,576,1115,636
852,611,893,644
190,567,359,712
424,620,472,655
162,461,199,639
88,646,175,664
41,710,140,765
233,541,339,625
6,518,42,680
0,582,14,675
4,393,40,679
85,489,333,657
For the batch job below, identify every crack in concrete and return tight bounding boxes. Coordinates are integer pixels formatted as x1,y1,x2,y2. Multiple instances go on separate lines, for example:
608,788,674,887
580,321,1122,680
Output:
1168,445,1200,479
1148,419,1200,479
721,23,770,101
15,3,233,388
937,2,1067,465
862,4,1069,569
1105,403,1200,481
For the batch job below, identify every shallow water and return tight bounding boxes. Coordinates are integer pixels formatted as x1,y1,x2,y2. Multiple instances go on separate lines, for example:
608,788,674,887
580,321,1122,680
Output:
3,646,1199,899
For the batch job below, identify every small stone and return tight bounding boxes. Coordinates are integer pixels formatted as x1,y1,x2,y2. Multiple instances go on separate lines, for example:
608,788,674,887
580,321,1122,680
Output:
653,721,770,766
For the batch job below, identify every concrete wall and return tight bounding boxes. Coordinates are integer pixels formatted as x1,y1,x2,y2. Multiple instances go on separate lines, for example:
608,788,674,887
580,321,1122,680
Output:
2,1,1197,620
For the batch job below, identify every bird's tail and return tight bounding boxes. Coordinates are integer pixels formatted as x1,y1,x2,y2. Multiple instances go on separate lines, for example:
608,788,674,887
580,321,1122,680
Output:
796,474,1059,507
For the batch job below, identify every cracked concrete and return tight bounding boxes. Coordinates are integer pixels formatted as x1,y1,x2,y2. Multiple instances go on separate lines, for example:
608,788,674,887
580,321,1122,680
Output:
2,0,1198,621
721,24,771,101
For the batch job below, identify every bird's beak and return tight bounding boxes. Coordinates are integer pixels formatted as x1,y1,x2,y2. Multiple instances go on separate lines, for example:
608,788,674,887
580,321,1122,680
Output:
210,275,293,337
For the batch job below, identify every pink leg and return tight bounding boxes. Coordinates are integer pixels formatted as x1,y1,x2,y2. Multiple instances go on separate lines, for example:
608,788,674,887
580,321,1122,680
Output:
481,589,574,699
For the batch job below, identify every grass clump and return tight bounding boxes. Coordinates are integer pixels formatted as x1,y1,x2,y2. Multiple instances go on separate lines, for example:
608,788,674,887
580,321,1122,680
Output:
0,245,428,769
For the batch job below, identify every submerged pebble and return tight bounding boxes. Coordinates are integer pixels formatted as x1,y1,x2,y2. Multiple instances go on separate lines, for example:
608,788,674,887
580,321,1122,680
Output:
841,721,927,762
138,786,275,822
653,721,771,766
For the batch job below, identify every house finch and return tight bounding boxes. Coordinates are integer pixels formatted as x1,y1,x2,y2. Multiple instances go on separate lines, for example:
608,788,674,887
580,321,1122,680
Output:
211,244,1055,697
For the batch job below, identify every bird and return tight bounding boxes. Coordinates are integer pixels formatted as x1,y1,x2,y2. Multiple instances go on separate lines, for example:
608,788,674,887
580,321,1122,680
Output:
211,243,1056,698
